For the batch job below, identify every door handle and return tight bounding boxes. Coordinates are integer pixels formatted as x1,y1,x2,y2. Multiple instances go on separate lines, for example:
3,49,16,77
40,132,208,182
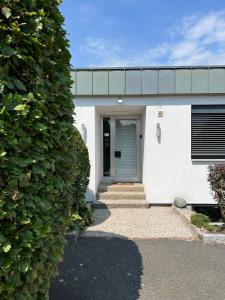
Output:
115,151,121,158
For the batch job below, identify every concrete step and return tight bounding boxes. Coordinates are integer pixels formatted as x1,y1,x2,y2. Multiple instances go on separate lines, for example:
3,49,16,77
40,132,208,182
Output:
97,191,146,200
98,183,144,192
93,199,149,209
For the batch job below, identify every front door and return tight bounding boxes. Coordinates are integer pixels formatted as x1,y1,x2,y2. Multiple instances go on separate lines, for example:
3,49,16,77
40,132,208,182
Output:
102,116,141,182
115,119,138,178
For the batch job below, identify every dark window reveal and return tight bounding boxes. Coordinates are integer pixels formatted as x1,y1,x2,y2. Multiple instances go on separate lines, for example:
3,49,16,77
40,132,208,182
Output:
191,105,225,159
103,118,111,176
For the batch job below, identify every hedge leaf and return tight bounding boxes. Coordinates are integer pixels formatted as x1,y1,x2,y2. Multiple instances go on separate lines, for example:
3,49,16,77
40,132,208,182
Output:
0,1,90,299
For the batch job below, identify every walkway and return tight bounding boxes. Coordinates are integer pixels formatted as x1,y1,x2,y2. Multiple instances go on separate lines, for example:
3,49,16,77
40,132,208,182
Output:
82,206,197,240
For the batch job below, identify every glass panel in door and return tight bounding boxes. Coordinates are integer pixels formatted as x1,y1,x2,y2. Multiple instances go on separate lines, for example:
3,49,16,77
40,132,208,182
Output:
115,119,137,177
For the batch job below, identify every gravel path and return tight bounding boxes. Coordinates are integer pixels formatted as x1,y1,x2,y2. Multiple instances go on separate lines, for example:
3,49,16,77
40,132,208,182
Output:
82,207,197,240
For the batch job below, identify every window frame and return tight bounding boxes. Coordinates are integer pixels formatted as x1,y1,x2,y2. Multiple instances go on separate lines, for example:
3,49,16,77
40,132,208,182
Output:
191,105,225,160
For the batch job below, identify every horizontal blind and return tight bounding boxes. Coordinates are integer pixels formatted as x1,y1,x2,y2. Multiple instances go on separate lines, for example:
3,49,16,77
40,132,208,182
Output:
192,106,225,159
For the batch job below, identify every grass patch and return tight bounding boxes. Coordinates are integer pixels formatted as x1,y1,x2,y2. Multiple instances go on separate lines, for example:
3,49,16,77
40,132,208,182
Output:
191,213,220,233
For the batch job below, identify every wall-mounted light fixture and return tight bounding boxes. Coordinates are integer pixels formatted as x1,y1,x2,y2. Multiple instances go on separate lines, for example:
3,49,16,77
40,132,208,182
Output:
118,97,123,104
156,122,161,143
158,110,164,117
81,124,87,144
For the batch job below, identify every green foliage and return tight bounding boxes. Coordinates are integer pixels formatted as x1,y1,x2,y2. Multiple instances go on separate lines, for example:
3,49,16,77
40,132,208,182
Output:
77,201,93,226
191,213,210,228
67,127,92,233
71,127,90,212
191,213,218,232
68,205,93,233
0,1,79,298
208,164,225,220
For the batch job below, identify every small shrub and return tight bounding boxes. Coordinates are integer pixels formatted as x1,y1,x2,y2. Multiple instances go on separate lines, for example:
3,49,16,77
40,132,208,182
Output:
191,213,219,232
208,164,225,220
191,213,210,228
205,224,219,233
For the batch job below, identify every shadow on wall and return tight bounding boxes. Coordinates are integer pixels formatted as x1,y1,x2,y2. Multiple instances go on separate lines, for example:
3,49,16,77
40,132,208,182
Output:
49,232,143,300
86,187,96,203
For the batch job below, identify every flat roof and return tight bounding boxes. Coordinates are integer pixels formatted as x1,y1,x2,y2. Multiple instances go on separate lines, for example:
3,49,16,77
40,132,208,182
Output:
71,65,225,96
72,65,225,71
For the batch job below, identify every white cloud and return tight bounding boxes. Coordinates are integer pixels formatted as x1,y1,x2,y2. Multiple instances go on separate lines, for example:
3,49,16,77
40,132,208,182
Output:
81,37,126,66
80,10,225,67
81,37,167,66
169,11,225,65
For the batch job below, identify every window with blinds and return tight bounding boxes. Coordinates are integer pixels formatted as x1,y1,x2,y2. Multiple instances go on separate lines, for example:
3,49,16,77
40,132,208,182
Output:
191,105,225,159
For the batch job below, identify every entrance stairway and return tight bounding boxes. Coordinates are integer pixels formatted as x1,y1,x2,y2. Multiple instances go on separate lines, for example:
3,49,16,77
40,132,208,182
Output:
94,183,149,209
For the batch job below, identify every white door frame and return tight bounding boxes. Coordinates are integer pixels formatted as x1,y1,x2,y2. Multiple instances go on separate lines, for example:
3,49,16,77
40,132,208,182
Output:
101,115,142,183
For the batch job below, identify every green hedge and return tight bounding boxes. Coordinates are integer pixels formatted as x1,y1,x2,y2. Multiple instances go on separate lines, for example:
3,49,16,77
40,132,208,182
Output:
68,127,92,232
72,127,90,212
0,1,79,298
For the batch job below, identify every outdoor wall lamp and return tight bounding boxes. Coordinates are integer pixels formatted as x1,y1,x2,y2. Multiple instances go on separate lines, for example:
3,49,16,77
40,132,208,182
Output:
156,122,161,143
81,124,87,144
118,97,123,104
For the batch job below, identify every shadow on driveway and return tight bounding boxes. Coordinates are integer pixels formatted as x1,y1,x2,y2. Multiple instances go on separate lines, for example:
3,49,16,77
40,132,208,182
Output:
49,233,143,300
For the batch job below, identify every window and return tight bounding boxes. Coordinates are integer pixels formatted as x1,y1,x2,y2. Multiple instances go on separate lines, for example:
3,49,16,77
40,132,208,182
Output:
191,105,225,159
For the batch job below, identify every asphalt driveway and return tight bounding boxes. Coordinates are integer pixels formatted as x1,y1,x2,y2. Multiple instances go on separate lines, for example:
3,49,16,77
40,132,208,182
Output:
50,236,225,300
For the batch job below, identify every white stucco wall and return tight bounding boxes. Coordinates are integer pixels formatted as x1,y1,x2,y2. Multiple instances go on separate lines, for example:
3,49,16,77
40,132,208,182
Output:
143,104,212,204
74,96,225,204
95,109,102,192
142,96,225,204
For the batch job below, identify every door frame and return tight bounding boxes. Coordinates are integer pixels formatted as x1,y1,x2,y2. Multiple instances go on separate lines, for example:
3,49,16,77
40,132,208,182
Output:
101,115,142,183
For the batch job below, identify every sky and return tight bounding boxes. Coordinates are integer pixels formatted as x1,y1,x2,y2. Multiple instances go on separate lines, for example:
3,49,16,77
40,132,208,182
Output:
60,0,225,67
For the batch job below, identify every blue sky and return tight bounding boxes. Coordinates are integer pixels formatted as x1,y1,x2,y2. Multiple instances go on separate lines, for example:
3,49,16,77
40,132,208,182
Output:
60,0,225,67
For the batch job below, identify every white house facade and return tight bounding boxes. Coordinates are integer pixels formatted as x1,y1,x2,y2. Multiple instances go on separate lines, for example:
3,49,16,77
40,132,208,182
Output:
71,66,225,207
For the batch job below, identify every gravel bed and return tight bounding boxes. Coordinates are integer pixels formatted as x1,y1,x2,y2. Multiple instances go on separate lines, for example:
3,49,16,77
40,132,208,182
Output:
82,207,197,240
